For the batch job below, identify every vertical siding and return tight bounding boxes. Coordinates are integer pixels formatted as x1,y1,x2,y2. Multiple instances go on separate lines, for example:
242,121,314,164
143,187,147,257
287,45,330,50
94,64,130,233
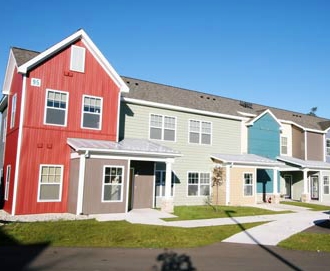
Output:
14,40,121,214
120,102,242,206
306,132,323,161
292,126,305,159
68,158,79,214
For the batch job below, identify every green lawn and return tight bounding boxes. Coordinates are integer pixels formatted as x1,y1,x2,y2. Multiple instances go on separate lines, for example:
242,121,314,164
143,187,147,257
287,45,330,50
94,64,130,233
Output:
0,219,264,248
164,205,290,221
280,201,330,211
279,232,330,252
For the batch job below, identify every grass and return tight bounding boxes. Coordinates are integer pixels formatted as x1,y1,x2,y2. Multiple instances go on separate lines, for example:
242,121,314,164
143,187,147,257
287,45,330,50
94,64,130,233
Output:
279,232,330,252
280,201,330,211
163,205,290,221
0,219,264,248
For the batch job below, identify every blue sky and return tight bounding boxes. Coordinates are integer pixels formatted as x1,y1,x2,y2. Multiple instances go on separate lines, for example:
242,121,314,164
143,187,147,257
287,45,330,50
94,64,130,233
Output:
1,0,330,118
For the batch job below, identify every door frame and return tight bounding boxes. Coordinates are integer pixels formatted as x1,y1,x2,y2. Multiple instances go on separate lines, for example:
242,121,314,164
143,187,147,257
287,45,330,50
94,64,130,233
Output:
310,175,319,200
283,174,292,199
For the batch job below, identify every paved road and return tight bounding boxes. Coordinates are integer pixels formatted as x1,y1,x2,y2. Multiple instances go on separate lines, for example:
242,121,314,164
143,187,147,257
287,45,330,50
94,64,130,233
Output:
1,243,330,271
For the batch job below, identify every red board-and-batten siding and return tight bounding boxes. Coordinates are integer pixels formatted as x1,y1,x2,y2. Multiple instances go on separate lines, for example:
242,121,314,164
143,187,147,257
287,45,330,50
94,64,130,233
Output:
2,68,23,213
13,40,121,214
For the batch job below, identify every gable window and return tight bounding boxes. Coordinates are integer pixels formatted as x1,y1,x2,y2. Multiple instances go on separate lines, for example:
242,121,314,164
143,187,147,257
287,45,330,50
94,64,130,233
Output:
4,165,11,200
324,176,329,195
103,166,123,202
326,139,330,156
150,114,176,141
10,94,17,128
281,136,288,155
155,170,174,197
82,95,102,129
187,172,210,196
243,173,253,196
189,120,211,145
38,165,63,201
70,45,86,73
44,89,68,126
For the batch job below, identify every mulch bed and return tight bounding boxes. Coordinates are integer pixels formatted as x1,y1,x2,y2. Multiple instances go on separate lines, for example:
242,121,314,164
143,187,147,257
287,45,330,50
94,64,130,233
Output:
303,219,330,234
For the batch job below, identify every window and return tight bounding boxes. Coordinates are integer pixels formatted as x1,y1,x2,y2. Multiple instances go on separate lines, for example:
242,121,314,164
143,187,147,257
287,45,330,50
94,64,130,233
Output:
103,166,123,201
326,139,330,156
38,165,63,201
189,120,211,144
324,176,329,195
155,170,174,197
44,89,68,126
10,94,17,128
187,172,210,196
70,45,86,72
4,165,11,200
2,116,7,142
150,114,176,141
281,136,288,155
82,95,102,129
244,173,253,196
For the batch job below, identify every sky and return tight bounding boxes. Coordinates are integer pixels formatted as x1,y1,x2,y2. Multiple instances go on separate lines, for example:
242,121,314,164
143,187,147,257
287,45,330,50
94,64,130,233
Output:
1,0,330,118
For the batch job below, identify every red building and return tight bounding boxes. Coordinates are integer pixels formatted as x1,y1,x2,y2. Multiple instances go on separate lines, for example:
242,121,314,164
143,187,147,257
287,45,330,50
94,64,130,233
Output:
0,30,179,215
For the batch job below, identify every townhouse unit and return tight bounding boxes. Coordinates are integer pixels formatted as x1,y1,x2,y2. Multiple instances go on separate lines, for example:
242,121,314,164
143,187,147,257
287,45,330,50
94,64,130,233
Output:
1,29,330,216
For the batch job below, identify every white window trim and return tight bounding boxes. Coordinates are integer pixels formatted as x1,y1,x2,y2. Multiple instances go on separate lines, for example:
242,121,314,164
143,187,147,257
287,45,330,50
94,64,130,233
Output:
102,165,124,203
323,176,329,195
81,94,103,130
4,165,11,201
187,171,211,197
70,45,86,73
44,89,69,127
281,136,288,155
2,116,7,143
155,170,175,197
37,164,64,202
243,172,254,197
10,94,17,128
326,139,330,156
188,119,212,145
149,113,177,142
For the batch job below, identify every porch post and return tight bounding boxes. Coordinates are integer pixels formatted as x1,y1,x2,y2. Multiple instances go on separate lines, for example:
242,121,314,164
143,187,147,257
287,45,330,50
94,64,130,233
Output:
161,158,174,213
302,168,310,202
272,167,280,203
76,152,87,215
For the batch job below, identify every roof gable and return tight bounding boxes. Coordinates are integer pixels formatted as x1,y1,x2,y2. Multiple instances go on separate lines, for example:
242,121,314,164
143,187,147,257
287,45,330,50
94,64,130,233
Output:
246,109,282,129
17,29,128,93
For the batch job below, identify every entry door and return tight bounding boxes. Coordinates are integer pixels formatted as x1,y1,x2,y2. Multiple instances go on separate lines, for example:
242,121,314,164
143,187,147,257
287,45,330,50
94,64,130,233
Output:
132,173,154,209
311,176,319,200
284,175,292,199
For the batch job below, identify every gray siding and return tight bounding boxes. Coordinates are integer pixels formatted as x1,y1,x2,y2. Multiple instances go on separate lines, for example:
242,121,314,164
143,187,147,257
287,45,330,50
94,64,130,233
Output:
306,132,324,161
120,102,242,206
292,126,305,159
68,158,79,214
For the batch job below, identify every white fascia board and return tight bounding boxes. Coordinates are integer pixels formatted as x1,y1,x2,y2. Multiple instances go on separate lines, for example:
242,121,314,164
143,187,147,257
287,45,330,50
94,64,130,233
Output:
210,155,282,167
122,97,245,121
2,50,17,95
279,120,326,134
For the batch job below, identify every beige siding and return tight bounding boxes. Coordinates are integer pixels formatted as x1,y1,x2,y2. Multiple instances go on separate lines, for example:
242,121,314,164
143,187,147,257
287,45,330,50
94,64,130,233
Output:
306,132,324,161
280,123,292,156
121,102,242,206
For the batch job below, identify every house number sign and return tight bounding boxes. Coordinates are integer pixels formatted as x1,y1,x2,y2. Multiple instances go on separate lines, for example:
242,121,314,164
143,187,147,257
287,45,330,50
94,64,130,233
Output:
31,78,41,87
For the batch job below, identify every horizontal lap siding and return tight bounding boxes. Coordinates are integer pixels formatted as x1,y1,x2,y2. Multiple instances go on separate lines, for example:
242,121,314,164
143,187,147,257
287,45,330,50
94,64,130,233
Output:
121,102,242,206
306,132,323,161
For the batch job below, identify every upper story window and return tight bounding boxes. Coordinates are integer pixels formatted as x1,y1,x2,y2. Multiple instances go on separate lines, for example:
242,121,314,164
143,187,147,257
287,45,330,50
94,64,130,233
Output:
326,139,330,156
187,172,210,196
189,120,212,145
10,94,17,128
70,45,86,73
281,136,288,155
44,89,68,126
82,95,102,130
149,114,176,141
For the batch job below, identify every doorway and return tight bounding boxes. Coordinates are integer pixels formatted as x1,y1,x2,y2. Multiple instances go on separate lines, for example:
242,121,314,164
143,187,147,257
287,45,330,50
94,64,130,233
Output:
284,175,292,199
311,176,319,200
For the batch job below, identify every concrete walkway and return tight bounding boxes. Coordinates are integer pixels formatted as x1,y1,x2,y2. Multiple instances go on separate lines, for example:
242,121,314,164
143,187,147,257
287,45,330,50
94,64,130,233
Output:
91,203,330,246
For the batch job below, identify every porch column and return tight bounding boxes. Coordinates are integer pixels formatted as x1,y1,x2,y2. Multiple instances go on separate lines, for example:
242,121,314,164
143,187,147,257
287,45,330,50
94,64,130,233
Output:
76,152,87,215
161,158,174,213
272,167,280,203
302,168,310,202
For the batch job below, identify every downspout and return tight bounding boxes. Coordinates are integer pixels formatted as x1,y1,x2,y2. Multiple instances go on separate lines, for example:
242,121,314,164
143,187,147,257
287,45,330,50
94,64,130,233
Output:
304,131,307,160
12,76,27,215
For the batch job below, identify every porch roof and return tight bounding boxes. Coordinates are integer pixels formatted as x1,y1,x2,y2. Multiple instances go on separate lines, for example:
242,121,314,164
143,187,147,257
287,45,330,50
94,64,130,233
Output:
211,153,284,167
277,156,330,170
67,138,182,158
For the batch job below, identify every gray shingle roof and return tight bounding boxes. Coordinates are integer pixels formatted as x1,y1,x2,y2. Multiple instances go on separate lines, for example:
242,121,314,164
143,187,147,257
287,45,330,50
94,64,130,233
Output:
122,76,330,131
12,47,39,66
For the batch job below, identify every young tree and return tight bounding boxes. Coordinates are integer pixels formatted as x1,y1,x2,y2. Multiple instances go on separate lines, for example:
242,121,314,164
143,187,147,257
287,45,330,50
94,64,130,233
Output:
307,107,318,117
